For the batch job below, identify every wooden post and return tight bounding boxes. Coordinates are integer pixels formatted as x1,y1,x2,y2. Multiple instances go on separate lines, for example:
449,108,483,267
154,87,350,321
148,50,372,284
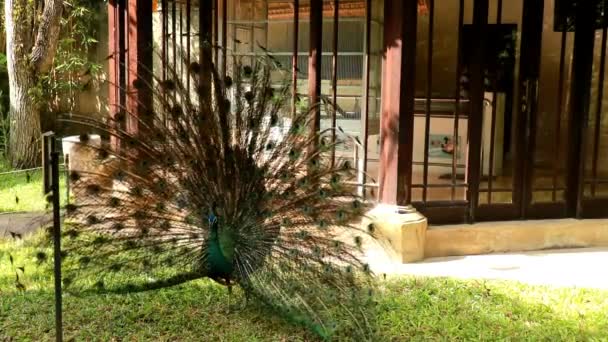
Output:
50,145,63,342
377,0,418,205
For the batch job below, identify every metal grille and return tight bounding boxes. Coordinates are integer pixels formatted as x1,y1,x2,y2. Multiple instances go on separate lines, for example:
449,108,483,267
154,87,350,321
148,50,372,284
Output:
586,25,608,199
152,0,383,198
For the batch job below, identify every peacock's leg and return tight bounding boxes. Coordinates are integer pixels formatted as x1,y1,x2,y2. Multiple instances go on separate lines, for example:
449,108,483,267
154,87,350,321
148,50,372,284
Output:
226,278,233,314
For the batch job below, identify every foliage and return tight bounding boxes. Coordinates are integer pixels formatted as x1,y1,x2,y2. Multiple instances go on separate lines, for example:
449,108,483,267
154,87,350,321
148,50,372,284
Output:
1,233,608,340
35,0,105,113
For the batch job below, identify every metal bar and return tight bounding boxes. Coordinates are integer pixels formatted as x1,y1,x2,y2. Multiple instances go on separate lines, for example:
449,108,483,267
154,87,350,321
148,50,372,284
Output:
186,0,191,92
42,132,52,194
199,0,213,105
487,0,502,204
567,0,596,217
291,0,300,118
518,0,544,217
510,186,563,192
226,17,369,25
553,30,567,202
214,0,219,64
308,0,322,149
413,184,469,189
584,179,608,184
179,1,183,79
331,0,339,167
221,0,227,78
422,0,435,202
162,0,167,83
451,0,464,201
234,51,365,57
478,188,514,192
162,0,168,128
378,0,418,205
466,0,488,222
51,146,63,342
360,0,371,198
65,154,70,205
591,27,607,197
172,0,176,77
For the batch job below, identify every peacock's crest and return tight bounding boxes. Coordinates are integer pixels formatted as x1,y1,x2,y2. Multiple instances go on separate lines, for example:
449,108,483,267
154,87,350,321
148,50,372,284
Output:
57,52,379,340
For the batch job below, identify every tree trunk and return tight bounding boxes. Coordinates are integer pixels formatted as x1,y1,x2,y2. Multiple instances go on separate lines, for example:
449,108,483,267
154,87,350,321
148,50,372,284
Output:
4,0,63,168
6,69,40,169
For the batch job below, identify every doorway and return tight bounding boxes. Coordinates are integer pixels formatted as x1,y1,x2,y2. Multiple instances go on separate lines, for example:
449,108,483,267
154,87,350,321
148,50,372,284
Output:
411,0,590,223
466,0,584,222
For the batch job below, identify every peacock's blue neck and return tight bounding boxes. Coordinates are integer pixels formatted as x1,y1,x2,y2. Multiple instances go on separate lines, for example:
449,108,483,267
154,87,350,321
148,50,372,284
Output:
206,214,235,278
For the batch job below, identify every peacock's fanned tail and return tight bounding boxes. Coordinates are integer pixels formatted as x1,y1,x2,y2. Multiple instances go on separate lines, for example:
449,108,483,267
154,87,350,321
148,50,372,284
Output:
58,54,378,339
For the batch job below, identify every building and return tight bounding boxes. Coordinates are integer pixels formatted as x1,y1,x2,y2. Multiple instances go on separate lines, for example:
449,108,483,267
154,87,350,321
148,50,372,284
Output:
106,0,608,260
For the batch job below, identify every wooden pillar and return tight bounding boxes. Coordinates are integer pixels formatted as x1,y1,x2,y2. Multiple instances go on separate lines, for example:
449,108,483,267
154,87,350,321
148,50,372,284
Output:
108,0,119,122
308,0,323,144
108,0,152,137
126,0,153,134
108,0,126,150
378,0,417,205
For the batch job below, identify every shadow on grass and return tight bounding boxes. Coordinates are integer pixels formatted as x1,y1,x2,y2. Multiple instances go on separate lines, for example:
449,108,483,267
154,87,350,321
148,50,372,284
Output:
0,279,318,341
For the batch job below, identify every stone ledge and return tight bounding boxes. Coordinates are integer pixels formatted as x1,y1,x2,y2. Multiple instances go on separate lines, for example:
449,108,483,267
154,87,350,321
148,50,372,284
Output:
425,219,608,258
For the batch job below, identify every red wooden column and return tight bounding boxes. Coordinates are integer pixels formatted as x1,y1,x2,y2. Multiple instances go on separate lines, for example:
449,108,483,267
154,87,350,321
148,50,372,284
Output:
107,0,123,121
308,0,323,144
126,0,153,133
108,0,152,142
378,0,418,205
108,0,126,150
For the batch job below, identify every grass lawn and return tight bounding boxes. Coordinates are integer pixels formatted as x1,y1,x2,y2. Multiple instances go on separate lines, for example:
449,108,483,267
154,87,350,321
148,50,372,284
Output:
0,167,67,213
1,233,608,341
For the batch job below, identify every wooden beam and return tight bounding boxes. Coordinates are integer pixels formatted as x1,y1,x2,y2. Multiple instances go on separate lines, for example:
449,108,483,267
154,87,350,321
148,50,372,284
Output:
378,0,418,205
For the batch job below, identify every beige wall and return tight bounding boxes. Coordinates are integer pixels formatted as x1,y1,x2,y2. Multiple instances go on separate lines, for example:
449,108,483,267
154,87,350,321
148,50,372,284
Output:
62,9,108,119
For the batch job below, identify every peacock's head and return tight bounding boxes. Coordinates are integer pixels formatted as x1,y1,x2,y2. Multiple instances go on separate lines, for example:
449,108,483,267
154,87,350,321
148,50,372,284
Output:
206,203,233,239
207,203,219,232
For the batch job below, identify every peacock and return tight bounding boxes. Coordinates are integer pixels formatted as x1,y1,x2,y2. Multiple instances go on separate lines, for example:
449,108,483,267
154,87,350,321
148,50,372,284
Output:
55,52,379,340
